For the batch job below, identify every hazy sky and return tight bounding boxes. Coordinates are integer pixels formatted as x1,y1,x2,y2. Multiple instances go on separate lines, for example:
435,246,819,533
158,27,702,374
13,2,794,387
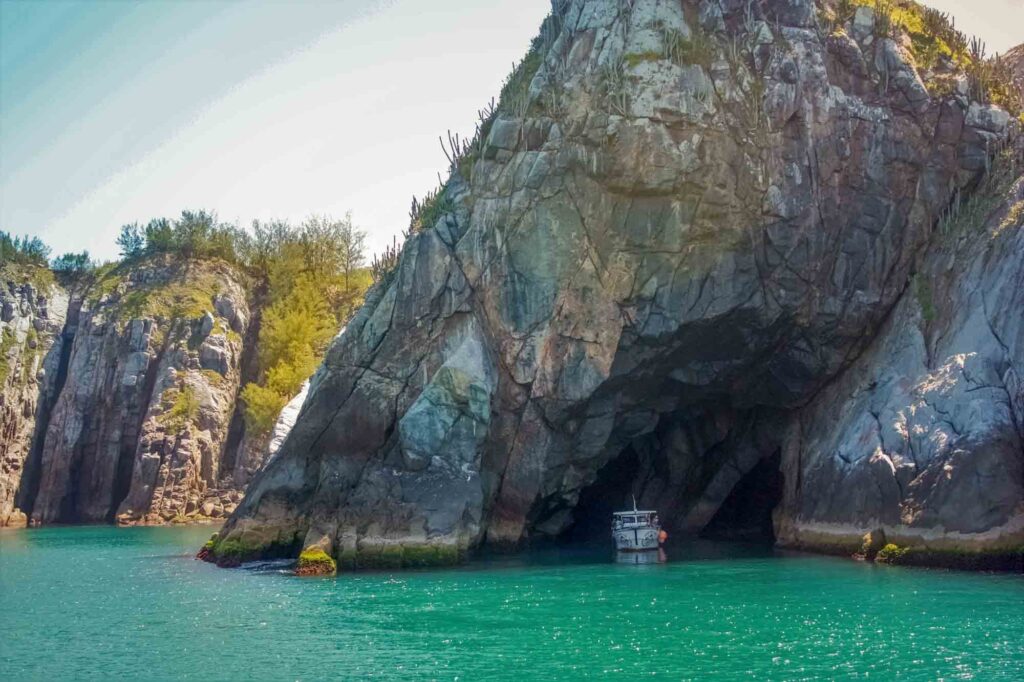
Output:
1,0,1021,262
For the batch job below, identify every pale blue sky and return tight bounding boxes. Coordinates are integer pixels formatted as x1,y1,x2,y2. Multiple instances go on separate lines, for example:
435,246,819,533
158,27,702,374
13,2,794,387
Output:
0,0,1020,262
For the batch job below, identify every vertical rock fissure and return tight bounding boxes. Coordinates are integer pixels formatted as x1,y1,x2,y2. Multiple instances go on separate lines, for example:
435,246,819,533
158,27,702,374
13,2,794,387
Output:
107,321,175,521
14,295,80,519
220,300,263,476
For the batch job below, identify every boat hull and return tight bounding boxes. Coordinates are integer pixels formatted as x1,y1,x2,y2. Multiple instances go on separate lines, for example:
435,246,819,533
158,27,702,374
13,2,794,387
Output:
614,526,659,551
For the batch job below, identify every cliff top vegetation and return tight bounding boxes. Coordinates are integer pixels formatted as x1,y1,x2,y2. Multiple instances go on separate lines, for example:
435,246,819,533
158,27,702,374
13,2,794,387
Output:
3,209,375,436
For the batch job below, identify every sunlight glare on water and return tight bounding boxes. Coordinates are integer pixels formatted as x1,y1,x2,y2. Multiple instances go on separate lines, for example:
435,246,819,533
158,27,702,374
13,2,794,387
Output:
1,526,1022,680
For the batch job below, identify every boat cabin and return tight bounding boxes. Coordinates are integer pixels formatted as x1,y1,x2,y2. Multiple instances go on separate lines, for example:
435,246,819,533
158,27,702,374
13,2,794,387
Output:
612,510,659,529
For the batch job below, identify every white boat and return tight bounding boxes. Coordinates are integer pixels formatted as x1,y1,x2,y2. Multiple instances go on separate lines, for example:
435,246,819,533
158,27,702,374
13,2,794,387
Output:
612,498,662,552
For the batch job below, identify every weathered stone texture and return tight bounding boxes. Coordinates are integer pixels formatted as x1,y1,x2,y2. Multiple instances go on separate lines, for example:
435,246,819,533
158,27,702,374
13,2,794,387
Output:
776,177,1024,553
28,259,251,525
212,1,1020,567
0,277,68,527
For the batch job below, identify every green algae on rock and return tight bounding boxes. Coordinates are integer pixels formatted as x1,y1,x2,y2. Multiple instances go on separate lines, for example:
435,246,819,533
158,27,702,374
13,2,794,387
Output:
295,548,337,576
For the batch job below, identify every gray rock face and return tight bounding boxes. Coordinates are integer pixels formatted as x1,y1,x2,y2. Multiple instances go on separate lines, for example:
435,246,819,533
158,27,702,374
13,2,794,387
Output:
776,176,1024,553
26,259,252,525
212,0,1020,566
0,276,69,527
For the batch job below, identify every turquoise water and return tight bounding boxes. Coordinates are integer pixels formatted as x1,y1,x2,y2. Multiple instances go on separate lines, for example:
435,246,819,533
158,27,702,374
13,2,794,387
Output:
1,526,1022,680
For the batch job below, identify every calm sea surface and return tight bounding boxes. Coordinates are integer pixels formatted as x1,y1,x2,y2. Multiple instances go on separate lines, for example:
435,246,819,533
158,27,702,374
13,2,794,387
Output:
1,525,1022,680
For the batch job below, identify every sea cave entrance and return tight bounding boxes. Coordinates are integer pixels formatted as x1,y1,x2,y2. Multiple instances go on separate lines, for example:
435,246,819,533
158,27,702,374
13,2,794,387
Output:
553,410,784,547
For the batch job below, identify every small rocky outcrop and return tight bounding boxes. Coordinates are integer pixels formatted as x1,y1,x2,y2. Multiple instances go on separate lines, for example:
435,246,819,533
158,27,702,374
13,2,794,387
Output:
0,275,69,527
208,0,1021,569
26,257,252,525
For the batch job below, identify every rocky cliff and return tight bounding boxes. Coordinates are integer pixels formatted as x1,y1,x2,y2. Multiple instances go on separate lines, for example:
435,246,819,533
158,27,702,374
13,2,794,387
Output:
205,0,1022,571
776,172,1024,564
0,256,283,525
0,274,69,527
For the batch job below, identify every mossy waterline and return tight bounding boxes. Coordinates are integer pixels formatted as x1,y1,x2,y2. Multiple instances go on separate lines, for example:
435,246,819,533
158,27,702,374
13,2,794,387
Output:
201,529,303,568
875,543,1024,571
336,543,466,571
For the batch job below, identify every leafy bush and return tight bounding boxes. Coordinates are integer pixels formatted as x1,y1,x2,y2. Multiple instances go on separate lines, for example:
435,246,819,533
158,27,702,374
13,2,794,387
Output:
239,383,289,435
658,22,716,69
116,224,145,258
371,236,402,284
840,0,1022,117
409,186,454,234
0,328,16,387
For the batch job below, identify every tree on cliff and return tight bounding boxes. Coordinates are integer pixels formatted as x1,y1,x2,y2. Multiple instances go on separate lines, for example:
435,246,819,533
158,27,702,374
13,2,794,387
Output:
50,251,94,285
116,224,145,258
0,232,50,267
240,216,371,435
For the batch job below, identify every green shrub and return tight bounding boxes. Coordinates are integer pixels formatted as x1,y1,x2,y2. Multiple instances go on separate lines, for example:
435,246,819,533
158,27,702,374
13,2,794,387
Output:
1001,201,1024,232
624,51,662,68
240,383,289,434
0,260,56,293
860,530,886,559
164,385,200,433
0,232,50,268
409,186,455,234
21,328,39,384
939,146,1023,238
241,275,337,435
840,1,1022,117
913,275,935,323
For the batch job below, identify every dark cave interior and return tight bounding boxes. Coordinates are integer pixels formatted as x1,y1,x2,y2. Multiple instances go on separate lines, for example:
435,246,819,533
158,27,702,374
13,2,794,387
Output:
558,439,783,547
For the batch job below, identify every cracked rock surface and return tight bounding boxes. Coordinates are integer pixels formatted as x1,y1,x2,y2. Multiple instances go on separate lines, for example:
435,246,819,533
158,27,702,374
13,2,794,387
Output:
23,259,253,525
777,176,1024,553
212,0,1021,567
0,278,68,527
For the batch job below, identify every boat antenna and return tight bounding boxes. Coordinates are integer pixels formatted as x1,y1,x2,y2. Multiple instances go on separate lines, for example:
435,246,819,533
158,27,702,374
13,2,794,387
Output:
632,494,637,511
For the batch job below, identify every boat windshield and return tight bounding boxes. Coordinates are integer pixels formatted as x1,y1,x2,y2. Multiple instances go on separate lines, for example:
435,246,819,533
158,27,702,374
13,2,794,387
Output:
614,512,658,525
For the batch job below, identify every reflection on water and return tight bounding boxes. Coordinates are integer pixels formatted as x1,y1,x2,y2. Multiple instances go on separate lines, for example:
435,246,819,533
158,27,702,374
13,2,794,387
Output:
615,548,667,564
471,536,776,571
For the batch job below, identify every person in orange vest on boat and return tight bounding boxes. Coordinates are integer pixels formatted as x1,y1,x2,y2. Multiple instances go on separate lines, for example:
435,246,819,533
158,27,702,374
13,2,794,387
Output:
658,528,668,545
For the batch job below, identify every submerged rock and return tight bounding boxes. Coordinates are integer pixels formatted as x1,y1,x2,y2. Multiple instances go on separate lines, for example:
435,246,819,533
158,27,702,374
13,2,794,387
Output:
209,1,1022,570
